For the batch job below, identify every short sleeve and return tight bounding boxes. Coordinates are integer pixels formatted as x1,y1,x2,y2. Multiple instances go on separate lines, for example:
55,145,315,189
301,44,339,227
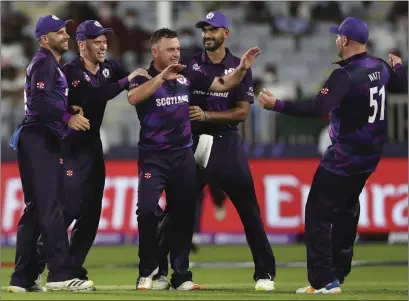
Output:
181,65,215,91
129,75,150,91
110,59,130,81
231,68,254,103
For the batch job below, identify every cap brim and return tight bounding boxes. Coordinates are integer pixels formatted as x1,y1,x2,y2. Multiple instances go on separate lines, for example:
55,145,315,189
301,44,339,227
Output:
52,19,73,32
92,28,115,38
329,25,340,34
195,20,224,29
77,28,115,41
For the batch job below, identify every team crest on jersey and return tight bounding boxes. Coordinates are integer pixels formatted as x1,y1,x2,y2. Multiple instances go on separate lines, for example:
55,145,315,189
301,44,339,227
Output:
36,82,44,89
206,12,214,20
94,21,102,27
102,68,110,78
224,68,235,75
129,82,138,89
83,72,91,82
321,87,329,95
177,77,188,85
192,63,202,72
72,80,80,87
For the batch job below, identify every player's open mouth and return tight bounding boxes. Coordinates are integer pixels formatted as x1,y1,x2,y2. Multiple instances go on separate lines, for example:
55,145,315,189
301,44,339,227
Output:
205,40,214,46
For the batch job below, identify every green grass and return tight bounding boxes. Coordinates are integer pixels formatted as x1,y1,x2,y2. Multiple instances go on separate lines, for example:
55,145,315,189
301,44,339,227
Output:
1,244,408,300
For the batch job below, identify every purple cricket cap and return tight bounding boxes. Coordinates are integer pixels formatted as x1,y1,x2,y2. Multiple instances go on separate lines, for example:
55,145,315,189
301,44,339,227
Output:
35,15,72,40
195,11,230,29
329,17,369,44
76,20,114,41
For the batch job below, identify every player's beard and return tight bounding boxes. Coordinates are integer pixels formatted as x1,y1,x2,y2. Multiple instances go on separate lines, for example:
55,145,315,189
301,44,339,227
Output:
203,37,223,52
87,44,104,64
49,38,68,55
336,40,344,59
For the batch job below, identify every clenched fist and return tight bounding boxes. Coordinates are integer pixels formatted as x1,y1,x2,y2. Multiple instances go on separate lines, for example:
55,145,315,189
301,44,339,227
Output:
389,53,402,68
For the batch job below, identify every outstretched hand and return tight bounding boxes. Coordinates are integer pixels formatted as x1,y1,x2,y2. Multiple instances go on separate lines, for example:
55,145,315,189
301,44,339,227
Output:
160,64,187,80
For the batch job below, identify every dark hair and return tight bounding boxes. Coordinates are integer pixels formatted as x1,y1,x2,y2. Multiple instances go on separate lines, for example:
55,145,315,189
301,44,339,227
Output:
150,28,178,45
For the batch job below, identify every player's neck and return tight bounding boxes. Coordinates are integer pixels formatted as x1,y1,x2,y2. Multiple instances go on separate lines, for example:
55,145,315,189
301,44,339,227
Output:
342,47,367,60
81,54,100,74
41,46,62,62
206,46,226,64
153,61,164,73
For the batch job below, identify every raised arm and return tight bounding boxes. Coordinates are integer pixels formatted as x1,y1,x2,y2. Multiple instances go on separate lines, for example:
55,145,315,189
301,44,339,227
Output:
386,54,408,93
186,47,261,93
64,66,150,104
127,64,184,105
258,69,351,117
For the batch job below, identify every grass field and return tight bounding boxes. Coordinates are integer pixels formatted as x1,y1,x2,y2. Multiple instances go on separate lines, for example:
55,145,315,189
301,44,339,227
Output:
1,244,407,300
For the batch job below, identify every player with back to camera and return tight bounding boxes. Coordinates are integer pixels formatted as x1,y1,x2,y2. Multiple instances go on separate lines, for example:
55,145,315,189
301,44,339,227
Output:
258,16,407,294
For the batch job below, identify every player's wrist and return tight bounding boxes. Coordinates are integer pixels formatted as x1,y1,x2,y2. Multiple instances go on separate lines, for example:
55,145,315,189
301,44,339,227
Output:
203,111,208,121
159,73,166,81
62,112,73,125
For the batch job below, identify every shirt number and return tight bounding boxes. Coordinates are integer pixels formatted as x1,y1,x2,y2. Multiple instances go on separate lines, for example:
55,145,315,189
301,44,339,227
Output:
368,85,385,123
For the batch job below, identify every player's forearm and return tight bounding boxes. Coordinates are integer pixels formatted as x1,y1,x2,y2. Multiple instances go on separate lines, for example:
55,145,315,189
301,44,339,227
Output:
128,75,164,105
391,64,408,92
210,67,247,92
31,98,72,124
273,98,329,117
88,77,129,102
204,108,248,123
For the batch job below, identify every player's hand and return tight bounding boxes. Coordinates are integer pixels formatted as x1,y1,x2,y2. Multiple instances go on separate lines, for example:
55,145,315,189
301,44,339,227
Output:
68,114,90,131
238,47,261,70
389,54,402,68
128,68,152,81
70,105,84,116
160,63,186,80
258,88,277,110
189,106,206,121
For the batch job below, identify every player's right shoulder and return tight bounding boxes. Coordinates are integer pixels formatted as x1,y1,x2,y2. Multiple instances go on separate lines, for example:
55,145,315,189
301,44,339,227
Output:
29,56,56,74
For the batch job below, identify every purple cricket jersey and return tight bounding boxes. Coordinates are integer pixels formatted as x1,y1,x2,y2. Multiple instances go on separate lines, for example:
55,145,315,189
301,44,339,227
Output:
187,48,254,135
22,47,72,139
128,62,215,151
274,52,407,175
62,57,129,141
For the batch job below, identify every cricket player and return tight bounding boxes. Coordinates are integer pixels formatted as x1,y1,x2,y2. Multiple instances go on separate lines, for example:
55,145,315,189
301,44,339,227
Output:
35,20,149,287
258,17,407,294
186,11,277,291
127,28,260,290
7,15,94,293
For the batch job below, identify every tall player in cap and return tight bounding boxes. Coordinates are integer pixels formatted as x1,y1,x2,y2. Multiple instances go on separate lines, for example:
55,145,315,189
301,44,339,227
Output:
152,11,276,292
8,15,94,293
127,27,260,290
35,20,150,286
258,17,407,294
191,10,276,292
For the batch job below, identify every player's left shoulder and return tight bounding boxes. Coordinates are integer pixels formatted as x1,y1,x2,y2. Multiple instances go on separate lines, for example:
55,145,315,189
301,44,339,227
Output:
99,60,116,78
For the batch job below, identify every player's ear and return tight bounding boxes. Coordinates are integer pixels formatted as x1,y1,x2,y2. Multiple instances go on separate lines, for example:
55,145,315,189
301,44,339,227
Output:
41,35,48,44
342,36,349,47
77,41,84,52
224,29,229,39
151,45,158,58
